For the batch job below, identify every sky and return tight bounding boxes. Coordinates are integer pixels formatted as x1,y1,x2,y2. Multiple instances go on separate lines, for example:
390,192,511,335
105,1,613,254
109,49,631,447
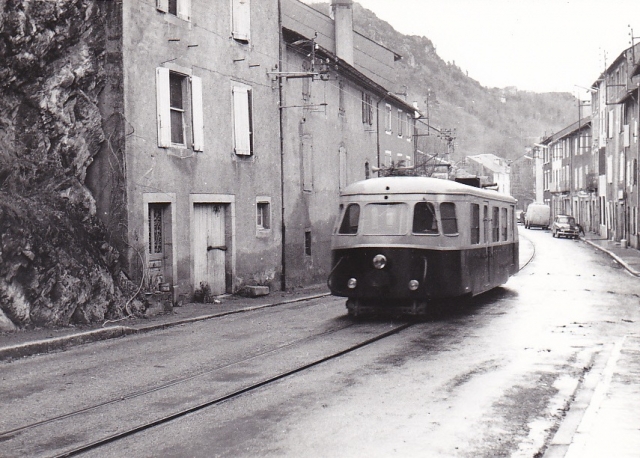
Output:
346,0,640,97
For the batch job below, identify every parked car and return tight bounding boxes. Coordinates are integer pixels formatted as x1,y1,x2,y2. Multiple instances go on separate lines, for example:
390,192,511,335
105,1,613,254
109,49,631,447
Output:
551,215,580,239
525,203,550,229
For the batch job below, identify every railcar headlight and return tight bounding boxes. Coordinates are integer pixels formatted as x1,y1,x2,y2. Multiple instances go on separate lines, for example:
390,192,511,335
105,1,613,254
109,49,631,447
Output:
408,280,420,291
347,278,357,289
372,254,387,269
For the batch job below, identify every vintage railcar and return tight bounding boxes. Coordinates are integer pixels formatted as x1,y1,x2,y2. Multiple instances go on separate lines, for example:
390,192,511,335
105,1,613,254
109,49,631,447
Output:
327,176,519,316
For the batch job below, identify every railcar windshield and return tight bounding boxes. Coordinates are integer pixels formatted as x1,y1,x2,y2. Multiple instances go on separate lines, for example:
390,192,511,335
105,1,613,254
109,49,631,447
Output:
413,202,438,234
338,203,360,234
362,203,409,235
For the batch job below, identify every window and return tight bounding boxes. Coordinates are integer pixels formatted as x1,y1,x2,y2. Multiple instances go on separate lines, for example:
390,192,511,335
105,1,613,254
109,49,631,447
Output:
384,150,392,167
385,104,392,134
440,202,458,235
156,0,190,21
156,67,203,151
232,0,251,43
501,208,508,241
470,204,480,244
232,85,253,156
397,110,403,137
363,203,409,235
149,204,164,255
257,201,270,230
492,207,499,242
339,204,360,234
305,230,312,256
413,202,438,234
406,113,412,141
362,92,373,125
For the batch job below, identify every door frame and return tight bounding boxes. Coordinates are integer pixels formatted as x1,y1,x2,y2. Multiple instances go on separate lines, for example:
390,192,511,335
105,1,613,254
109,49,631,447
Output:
143,193,178,293
190,194,236,294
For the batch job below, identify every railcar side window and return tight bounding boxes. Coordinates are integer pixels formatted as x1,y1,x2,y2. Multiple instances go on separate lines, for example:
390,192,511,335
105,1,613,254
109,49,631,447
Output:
362,203,409,235
338,203,360,234
492,207,500,242
440,202,458,236
412,202,438,234
501,208,508,240
470,204,480,244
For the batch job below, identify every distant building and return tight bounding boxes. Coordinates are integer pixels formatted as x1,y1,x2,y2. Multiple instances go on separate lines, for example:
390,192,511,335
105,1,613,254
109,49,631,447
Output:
462,153,511,195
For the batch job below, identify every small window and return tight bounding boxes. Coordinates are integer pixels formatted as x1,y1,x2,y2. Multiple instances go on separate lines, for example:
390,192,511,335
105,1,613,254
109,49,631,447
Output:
413,202,438,234
470,203,480,244
305,230,312,256
363,203,409,236
257,202,270,230
169,72,186,145
440,202,458,236
501,208,508,241
492,207,500,242
157,0,190,21
338,204,360,234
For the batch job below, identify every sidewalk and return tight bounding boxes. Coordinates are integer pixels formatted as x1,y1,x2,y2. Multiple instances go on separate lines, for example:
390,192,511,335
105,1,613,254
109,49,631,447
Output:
0,284,330,362
544,232,640,457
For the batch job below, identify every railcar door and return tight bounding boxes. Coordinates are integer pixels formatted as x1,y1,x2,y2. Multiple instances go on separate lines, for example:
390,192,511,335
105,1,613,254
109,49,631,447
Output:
482,202,491,288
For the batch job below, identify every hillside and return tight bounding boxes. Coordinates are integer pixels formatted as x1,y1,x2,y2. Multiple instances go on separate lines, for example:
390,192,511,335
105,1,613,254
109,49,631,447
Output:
314,2,578,162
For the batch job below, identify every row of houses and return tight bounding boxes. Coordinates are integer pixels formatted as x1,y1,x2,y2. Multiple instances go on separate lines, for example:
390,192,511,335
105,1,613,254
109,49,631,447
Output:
87,0,449,302
536,41,640,248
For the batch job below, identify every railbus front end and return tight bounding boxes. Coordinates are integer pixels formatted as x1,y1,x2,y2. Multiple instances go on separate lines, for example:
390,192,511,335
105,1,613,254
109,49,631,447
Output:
327,177,519,317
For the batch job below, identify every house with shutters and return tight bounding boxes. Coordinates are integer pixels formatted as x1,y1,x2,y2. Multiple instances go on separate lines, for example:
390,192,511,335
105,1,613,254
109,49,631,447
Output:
86,0,422,299
86,0,283,301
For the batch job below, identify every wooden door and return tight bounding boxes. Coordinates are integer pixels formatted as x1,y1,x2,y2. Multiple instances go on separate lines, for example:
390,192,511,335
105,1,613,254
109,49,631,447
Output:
194,204,226,295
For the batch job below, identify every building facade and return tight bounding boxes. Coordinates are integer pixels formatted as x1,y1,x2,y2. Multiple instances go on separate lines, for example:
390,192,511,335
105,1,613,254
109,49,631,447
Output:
86,0,422,300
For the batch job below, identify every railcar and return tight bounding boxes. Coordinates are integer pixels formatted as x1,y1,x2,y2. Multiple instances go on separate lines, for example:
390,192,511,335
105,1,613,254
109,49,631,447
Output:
327,176,519,316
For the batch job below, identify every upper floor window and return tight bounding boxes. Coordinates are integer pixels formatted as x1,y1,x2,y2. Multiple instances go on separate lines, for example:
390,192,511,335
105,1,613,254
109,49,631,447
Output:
232,85,253,156
406,113,412,141
156,67,203,151
397,110,403,137
361,92,373,125
232,0,251,43
385,104,392,134
156,0,190,21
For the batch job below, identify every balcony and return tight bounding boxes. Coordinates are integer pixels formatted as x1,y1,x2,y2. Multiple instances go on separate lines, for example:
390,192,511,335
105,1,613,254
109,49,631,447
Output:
549,181,569,193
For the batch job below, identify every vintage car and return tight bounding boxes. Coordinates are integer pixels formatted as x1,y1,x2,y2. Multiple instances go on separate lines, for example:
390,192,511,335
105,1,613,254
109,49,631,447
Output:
551,215,580,239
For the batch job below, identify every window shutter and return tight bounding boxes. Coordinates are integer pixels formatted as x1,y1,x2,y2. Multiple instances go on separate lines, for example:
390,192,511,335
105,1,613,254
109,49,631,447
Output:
177,0,191,21
156,67,171,148
233,86,251,155
156,0,168,12
232,0,251,42
191,75,204,152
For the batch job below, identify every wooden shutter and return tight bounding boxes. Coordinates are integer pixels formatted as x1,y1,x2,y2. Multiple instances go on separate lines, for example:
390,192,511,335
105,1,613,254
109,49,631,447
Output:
191,75,204,152
233,86,251,155
156,0,168,12
177,0,190,21
232,0,251,42
156,67,171,148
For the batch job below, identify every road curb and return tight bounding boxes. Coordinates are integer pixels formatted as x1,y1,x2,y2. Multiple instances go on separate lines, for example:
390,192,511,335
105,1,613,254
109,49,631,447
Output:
0,292,331,362
583,239,640,277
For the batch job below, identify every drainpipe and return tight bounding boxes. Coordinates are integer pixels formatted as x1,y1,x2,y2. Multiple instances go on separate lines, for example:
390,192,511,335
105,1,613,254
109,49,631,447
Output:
278,0,287,291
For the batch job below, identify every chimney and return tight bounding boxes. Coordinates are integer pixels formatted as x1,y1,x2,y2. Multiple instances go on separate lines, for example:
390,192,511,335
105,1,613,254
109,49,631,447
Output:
331,0,354,65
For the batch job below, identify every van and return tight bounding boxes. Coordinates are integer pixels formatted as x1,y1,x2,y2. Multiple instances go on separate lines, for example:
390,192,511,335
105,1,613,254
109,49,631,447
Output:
525,203,550,229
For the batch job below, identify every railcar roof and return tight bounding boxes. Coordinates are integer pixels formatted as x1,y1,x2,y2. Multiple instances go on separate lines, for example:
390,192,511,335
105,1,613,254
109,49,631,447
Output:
341,176,516,203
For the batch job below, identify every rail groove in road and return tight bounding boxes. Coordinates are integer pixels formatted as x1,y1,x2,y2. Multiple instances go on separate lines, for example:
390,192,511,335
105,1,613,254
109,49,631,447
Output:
1,320,412,458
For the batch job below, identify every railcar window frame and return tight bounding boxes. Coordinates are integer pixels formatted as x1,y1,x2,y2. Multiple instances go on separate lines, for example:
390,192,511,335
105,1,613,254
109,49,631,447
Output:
470,203,480,244
501,207,508,241
338,203,360,235
412,201,439,235
440,202,458,236
492,207,500,242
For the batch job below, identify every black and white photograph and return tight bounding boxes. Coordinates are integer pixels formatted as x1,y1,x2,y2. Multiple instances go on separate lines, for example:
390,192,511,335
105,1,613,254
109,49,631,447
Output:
1,0,640,456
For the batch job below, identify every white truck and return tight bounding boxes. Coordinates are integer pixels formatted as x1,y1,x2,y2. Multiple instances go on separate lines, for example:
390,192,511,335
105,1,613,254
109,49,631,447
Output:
524,203,550,229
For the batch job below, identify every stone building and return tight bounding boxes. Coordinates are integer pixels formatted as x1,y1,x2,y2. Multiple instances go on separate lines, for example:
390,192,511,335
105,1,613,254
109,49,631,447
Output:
86,0,421,299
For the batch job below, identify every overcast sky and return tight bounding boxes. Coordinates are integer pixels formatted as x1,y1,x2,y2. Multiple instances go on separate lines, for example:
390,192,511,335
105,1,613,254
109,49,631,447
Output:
341,0,640,96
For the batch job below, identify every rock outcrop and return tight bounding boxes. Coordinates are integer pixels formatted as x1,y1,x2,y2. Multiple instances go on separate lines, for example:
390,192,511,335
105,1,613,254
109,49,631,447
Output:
0,0,142,330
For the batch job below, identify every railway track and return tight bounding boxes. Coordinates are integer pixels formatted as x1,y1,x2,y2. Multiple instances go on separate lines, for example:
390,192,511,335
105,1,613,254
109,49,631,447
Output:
0,316,411,458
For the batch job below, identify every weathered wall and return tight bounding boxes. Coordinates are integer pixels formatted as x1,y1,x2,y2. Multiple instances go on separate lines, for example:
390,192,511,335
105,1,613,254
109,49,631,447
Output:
0,0,141,330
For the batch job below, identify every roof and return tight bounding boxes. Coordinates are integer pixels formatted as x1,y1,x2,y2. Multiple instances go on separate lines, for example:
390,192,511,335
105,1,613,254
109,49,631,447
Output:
466,154,508,174
341,176,516,203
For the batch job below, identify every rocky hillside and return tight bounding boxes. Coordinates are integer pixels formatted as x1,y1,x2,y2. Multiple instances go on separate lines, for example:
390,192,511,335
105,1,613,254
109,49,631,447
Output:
320,2,578,162
0,0,141,330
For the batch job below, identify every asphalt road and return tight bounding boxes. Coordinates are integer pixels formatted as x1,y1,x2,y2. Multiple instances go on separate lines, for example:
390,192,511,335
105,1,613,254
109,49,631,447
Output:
2,227,639,458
